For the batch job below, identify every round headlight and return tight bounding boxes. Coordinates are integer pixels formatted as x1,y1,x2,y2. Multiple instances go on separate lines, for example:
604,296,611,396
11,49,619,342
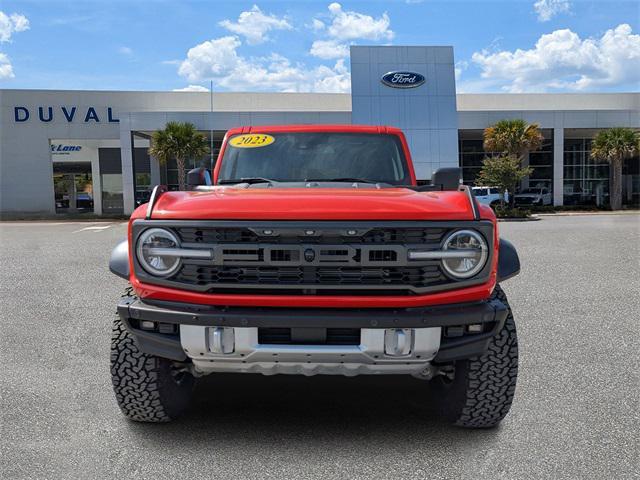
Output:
136,228,181,277
441,229,488,279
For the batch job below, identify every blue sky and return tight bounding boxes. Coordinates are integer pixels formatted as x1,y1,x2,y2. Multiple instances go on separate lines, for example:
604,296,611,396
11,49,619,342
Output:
0,0,638,93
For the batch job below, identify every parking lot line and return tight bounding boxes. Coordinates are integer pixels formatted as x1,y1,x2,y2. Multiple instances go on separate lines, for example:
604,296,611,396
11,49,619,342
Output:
72,224,114,233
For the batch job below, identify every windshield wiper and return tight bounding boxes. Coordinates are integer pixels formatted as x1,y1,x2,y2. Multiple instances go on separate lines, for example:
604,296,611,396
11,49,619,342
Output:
218,177,278,185
304,177,380,184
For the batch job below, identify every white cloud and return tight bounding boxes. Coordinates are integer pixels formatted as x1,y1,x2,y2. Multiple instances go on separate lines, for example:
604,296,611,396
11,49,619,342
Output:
173,85,210,92
0,52,14,79
178,36,243,82
0,11,29,43
324,3,393,41
533,0,571,22
219,5,291,45
118,46,133,55
310,19,325,31
471,24,640,92
308,3,393,60
177,35,350,93
309,39,349,60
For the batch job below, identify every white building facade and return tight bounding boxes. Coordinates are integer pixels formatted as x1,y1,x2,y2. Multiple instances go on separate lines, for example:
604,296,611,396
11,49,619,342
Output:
1,46,638,216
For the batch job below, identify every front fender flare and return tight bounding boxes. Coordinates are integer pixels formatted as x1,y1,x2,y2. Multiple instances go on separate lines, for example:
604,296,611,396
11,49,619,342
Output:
497,238,520,282
109,240,130,280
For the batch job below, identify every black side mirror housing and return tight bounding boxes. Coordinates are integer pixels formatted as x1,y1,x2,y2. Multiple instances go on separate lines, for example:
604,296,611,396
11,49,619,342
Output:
431,167,462,191
187,167,212,189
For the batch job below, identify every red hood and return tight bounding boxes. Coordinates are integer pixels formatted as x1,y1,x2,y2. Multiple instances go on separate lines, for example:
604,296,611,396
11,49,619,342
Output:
147,186,476,221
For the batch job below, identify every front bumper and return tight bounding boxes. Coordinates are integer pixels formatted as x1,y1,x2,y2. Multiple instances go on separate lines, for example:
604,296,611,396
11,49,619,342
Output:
118,295,509,374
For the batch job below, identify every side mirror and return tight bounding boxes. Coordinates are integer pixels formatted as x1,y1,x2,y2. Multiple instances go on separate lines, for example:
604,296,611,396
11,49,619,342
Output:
187,167,212,189
431,167,462,191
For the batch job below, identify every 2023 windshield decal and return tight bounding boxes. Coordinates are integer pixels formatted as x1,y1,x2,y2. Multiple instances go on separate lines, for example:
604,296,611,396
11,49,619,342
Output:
229,134,275,148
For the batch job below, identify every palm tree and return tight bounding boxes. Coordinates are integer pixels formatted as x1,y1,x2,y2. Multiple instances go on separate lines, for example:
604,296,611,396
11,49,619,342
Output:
482,119,544,207
590,127,640,210
148,122,209,191
483,119,544,159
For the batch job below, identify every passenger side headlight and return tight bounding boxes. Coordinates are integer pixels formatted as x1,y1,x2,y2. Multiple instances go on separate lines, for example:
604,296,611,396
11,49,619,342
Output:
440,229,488,279
136,228,181,277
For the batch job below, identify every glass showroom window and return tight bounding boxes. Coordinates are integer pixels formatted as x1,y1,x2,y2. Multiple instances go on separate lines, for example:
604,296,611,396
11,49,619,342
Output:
528,131,553,193
133,148,152,207
563,138,609,206
459,129,553,192
459,133,490,185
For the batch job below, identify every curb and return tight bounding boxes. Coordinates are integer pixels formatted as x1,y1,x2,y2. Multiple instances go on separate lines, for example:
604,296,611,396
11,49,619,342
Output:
534,211,639,217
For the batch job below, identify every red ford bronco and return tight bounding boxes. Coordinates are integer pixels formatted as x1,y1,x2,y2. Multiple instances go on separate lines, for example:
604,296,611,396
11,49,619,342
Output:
109,125,520,427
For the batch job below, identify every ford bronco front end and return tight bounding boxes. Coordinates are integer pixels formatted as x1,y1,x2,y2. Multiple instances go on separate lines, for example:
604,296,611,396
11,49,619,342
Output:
109,125,520,427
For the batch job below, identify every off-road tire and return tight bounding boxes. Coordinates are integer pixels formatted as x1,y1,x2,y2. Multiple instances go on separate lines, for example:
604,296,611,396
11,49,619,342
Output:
432,285,518,428
110,290,195,422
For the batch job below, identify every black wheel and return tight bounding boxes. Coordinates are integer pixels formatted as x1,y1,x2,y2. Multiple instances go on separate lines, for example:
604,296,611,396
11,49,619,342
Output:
110,289,194,422
432,285,518,428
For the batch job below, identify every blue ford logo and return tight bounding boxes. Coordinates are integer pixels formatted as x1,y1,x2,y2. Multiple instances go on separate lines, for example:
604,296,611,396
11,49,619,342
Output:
381,71,425,89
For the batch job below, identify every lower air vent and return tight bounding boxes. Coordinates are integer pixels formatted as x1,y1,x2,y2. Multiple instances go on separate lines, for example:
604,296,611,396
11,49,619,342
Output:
258,327,361,345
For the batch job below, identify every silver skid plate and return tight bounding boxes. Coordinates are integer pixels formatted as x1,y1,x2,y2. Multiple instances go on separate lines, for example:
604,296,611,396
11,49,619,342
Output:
180,325,441,376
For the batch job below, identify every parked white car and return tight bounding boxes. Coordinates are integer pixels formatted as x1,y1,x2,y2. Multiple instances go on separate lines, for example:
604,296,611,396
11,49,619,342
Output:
472,186,508,207
514,187,552,206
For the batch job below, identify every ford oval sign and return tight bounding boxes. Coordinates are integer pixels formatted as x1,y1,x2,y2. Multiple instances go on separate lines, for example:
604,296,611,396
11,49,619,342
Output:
381,71,425,89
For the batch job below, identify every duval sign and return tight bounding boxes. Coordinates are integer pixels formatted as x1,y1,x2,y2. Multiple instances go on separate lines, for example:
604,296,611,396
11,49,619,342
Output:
14,106,119,123
381,71,426,89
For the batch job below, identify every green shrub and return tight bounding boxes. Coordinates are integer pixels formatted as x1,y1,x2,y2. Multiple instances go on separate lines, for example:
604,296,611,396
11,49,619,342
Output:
494,206,531,218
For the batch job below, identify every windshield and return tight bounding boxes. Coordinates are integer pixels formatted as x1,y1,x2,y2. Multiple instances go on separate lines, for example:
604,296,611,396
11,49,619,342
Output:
520,188,541,194
218,132,411,185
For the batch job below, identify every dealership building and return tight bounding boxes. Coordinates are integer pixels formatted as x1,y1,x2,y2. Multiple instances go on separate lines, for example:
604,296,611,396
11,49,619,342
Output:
1,45,638,216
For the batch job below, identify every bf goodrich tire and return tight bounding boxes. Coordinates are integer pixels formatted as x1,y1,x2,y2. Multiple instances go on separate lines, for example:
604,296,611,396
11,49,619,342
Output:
110,291,195,422
432,285,518,428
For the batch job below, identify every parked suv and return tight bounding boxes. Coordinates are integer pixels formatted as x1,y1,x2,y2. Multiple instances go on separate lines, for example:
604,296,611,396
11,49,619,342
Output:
109,125,521,428
514,187,552,206
472,186,508,207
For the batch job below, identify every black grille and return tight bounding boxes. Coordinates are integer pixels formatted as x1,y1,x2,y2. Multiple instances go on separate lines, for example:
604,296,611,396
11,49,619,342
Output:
176,265,446,289
177,226,447,245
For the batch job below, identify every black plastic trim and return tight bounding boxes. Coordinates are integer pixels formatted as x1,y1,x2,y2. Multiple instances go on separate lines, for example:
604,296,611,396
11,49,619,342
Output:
497,238,521,282
118,296,508,329
109,240,129,280
433,314,506,362
118,296,509,361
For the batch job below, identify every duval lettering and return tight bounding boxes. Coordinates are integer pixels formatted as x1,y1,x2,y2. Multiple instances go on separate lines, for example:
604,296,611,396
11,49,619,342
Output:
14,106,120,123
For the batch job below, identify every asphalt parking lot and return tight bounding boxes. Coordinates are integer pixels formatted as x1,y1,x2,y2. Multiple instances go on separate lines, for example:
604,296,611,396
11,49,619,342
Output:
1,214,638,479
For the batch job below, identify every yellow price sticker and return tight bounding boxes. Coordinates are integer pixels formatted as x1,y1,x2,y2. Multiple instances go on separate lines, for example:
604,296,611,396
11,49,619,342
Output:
229,134,275,148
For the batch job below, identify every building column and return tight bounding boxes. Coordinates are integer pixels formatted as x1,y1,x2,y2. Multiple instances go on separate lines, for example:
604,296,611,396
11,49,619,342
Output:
91,150,102,215
120,117,136,215
553,127,564,206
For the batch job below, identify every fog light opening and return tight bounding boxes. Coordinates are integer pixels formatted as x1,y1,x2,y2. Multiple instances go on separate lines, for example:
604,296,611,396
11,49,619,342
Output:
467,324,483,333
140,320,156,330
